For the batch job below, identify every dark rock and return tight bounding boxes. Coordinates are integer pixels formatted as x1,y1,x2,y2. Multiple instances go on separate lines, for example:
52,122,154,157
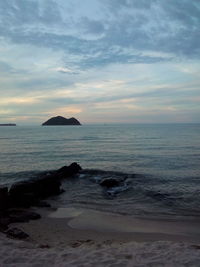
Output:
9,181,38,207
100,178,120,188
8,163,81,208
57,162,82,178
33,200,51,208
6,227,29,239
9,177,61,207
0,209,41,233
35,176,62,198
8,209,41,223
0,216,10,231
42,116,81,126
0,186,9,210
15,193,38,208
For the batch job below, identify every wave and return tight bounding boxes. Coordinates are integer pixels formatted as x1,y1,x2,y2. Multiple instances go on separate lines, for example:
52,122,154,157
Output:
78,169,200,217
1,167,200,217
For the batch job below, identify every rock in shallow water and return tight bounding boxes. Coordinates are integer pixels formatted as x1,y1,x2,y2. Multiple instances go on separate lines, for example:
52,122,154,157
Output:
0,162,82,237
8,162,82,208
57,162,82,178
100,178,120,188
9,177,61,207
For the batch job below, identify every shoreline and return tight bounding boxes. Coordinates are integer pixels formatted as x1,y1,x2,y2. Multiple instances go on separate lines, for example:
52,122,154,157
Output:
1,206,200,266
9,205,200,246
1,161,200,266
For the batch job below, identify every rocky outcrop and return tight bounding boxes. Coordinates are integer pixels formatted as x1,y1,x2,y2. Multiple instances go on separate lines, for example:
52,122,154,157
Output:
0,216,10,231
0,209,41,233
9,177,61,207
0,187,9,210
57,162,82,178
8,209,41,223
0,162,82,238
42,116,81,126
8,162,81,208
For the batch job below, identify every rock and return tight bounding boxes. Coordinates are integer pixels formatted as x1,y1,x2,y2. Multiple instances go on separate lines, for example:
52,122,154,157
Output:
6,227,29,239
57,162,82,178
15,193,38,208
0,186,9,210
9,181,38,207
8,163,82,208
8,209,41,223
33,200,51,208
35,176,62,198
0,216,10,231
42,116,81,126
0,209,41,233
9,177,61,207
100,178,120,188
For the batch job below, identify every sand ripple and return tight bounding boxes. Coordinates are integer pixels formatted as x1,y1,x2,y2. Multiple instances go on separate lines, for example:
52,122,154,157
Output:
1,233,200,267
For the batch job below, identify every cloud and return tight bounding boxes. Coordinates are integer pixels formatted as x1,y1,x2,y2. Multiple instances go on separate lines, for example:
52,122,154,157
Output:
53,67,79,75
0,61,15,73
0,0,199,123
0,96,40,106
1,0,199,70
45,106,82,116
0,0,62,27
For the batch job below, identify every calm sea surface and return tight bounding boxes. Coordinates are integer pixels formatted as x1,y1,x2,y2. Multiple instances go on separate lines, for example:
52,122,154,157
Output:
0,124,199,217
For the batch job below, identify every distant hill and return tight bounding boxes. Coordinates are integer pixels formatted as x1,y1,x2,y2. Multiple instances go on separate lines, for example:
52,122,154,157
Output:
42,116,81,126
0,124,16,126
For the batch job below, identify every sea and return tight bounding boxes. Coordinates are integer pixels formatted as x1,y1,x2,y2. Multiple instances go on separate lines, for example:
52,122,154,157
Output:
0,123,199,218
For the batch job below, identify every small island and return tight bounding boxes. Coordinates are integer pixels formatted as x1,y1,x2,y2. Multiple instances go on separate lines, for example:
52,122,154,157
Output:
0,124,16,126
42,116,81,126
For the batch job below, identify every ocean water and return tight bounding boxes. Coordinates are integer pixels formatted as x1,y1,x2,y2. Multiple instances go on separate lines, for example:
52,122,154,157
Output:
0,124,199,217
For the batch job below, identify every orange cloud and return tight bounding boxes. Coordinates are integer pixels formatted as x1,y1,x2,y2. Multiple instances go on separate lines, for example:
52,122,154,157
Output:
44,106,82,116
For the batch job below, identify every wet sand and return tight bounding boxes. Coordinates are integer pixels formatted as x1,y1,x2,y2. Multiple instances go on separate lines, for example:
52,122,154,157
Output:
1,206,200,266
10,206,200,247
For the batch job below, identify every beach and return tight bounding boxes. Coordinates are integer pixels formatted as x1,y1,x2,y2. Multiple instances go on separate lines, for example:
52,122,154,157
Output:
1,0,200,264
1,236,200,267
1,203,200,267
1,233,200,267
0,124,200,266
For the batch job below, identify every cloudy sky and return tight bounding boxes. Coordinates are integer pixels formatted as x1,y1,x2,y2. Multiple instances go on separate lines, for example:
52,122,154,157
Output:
0,0,200,124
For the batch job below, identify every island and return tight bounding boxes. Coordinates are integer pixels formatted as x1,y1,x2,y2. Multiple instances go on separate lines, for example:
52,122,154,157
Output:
42,116,81,126
0,124,16,126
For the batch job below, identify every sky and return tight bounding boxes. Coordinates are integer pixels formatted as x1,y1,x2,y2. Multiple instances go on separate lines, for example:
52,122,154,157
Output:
0,0,200,124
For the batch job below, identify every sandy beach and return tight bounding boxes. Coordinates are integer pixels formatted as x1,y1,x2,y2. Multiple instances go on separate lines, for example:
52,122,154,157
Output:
1,0,200,264
10,206,200,244
1,205,200,266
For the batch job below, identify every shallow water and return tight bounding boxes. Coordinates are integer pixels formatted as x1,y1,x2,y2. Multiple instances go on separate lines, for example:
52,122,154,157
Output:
49,207,200,238
0,123,199,217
